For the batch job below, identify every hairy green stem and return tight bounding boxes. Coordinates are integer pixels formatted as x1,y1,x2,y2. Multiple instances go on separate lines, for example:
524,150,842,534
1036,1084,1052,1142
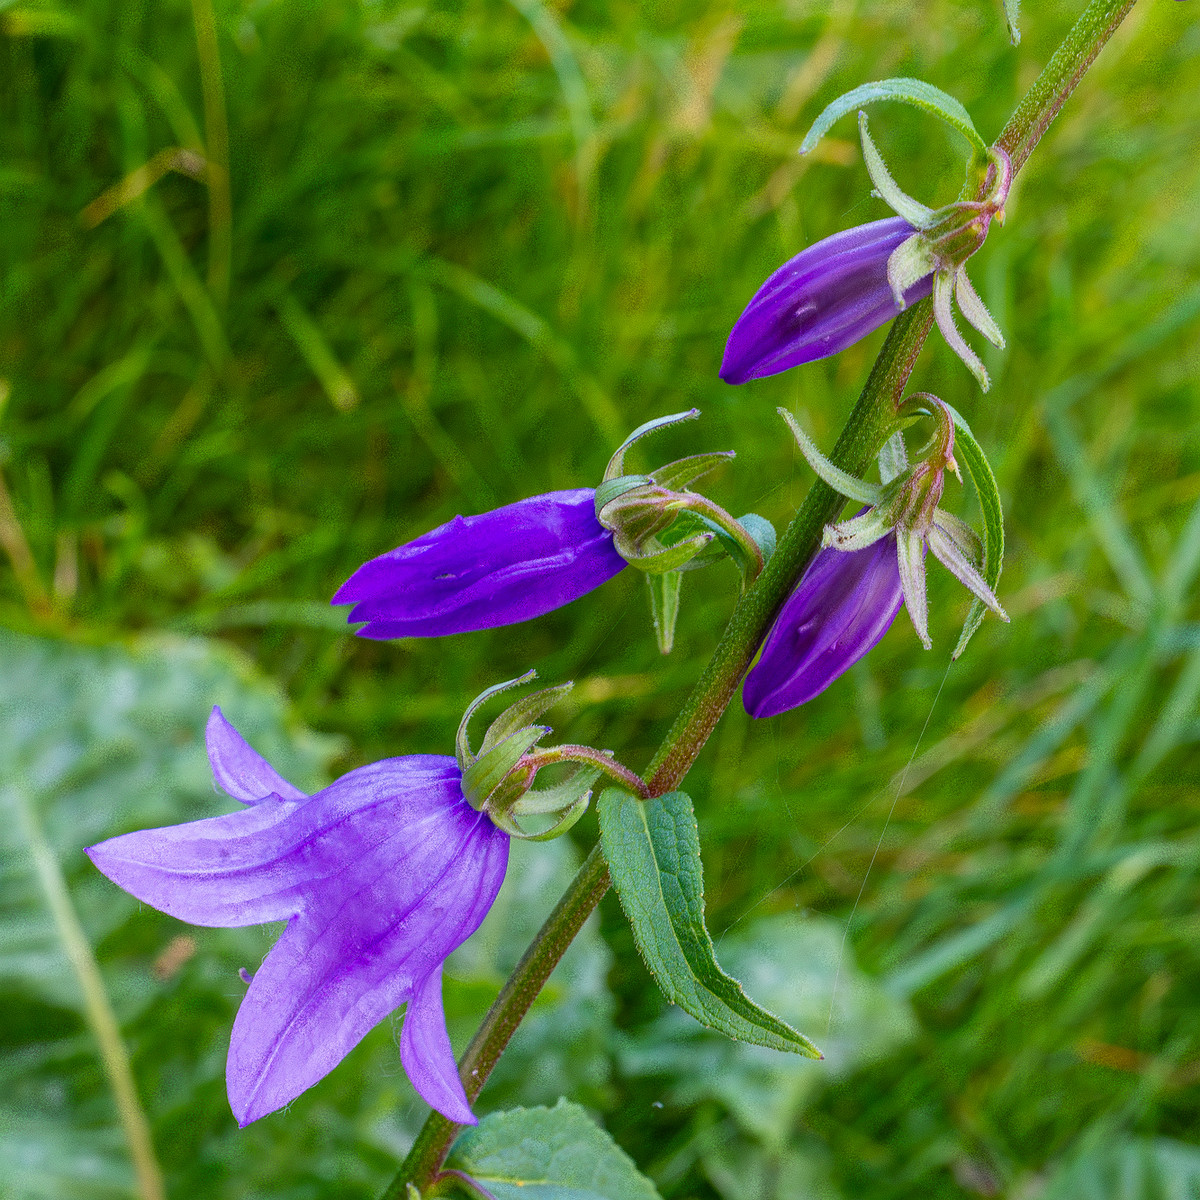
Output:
386,2,1139,1193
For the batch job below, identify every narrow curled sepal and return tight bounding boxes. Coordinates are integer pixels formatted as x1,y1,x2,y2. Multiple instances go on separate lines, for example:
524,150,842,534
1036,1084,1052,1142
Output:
603,409,700,482
897,528,931,649
779,408,883,504
858,112,934,229
933,270,991,391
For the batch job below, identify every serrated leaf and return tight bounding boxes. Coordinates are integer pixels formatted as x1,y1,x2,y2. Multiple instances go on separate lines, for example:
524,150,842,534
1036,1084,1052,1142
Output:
945,405,1005,658
647,571,682,655
799,77,988,159
597,788,821,1058
446,1099,662,1200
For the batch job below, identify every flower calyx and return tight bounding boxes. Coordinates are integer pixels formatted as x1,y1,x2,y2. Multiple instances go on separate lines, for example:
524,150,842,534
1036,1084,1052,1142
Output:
595,409,775,585
457,671,649,840
858,112,1011,390
781,395,1008,650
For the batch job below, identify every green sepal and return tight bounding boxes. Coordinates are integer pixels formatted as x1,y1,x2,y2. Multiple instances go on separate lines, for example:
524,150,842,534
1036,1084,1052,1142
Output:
598,787,822,1057
737,513,776,566
617,530,714,574
604,409,699,482
511,765,601,816
945,404,1005,658
648,451,735,492
799,77,989,160
647,571,682,655
456,670,536,766
461,725,545,810
479,682,574,757
491,790,591,841
594,474,651,514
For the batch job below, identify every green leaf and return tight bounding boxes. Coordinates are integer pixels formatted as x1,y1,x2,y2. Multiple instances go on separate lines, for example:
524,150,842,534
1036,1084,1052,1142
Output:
597,788,821,1058
618,913,914,1147
945,405,1005,658
446,1099,662,1200
799,77,988,159
646,571,682,655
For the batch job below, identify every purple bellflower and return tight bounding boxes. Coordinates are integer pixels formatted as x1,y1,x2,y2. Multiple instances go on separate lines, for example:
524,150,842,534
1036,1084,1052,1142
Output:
87,707,509,1127
745,401,1007,717
721,216,933,384
334,488,626,638
723,114,1011,391
744,526,903,718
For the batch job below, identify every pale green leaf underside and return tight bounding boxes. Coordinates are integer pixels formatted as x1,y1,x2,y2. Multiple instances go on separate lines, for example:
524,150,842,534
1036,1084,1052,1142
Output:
799,77,988,157
945,405,1006,658
447,1099,662,1200
598,788,821,1057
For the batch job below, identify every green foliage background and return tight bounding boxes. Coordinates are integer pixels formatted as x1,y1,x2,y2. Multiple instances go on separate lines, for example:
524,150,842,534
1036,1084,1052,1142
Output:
2,0,1199,1196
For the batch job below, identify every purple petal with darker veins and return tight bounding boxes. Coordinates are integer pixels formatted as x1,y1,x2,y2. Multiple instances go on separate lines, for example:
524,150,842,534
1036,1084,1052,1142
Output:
743,533,903,717
206,706,305,804
401,965,475,1126
85,755,465,930
332,489,625,638
721,217,933,384
227,786,507,1126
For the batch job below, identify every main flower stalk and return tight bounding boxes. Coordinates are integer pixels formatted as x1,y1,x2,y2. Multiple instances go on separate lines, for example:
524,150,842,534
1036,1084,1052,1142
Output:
389,1,1139,1192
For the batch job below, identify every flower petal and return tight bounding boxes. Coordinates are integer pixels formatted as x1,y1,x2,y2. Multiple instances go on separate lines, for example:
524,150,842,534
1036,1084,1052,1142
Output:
743,532,903,717
720,217,934,384
206,707,305,804
226,791,509,1125
400,965,476,1126
333,490,626,639
86,797,307,927
86,755,464,929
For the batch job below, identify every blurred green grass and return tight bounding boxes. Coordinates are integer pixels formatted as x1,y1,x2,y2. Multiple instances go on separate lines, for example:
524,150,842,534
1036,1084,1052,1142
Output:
2,0,1200,1196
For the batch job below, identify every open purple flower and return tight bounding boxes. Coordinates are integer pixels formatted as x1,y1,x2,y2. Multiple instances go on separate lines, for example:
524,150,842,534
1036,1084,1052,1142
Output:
743,531,903,717
87,707,508,1127
333,488,626,638
721,216,933,384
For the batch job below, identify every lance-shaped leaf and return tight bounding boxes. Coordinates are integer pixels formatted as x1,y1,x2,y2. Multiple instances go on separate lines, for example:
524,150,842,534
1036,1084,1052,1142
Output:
447,1099,662,1200
597,788,821,1057
799,77,989,160
945,404,1005,658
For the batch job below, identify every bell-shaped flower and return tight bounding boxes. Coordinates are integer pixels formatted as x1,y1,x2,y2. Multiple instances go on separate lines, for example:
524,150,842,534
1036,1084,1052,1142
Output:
745,402,1007,716
87,707,509,1127
743,524,903,717
721,216,933,384
722,114,1010,390
333,488,626,638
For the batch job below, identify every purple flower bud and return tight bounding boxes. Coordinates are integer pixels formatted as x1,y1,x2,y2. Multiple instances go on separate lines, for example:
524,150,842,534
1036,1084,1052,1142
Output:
720,217,934,384
743,533,903,717
87,707,509,1127
334,488,627,638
